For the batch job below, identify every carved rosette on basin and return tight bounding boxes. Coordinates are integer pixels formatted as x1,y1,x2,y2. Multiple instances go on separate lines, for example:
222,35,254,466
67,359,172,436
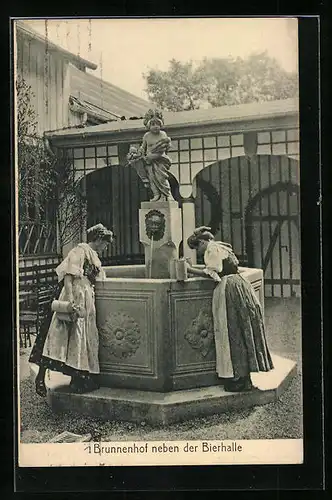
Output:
184,309,215,357
99,312,141,359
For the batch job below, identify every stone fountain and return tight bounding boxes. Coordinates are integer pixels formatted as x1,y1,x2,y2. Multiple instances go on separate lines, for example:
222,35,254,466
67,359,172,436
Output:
43,195,297,425
40,111,297,425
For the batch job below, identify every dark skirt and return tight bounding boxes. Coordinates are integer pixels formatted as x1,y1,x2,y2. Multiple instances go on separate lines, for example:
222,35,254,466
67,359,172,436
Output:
28,281,63,366
224,274,274,378
28,281,94,379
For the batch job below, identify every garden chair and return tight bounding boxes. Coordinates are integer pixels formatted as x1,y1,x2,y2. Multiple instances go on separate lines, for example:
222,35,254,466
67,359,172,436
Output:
19,282,55,349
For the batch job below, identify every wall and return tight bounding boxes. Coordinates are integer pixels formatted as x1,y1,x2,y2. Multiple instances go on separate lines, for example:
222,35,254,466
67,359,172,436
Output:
16,31,81,134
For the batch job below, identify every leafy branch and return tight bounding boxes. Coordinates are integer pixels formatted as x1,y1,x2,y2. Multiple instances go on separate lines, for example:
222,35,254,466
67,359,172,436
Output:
143,52,299,111
16,75,87,255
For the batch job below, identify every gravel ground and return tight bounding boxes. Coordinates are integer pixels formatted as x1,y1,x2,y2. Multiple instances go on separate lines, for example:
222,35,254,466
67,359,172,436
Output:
19,297,303,443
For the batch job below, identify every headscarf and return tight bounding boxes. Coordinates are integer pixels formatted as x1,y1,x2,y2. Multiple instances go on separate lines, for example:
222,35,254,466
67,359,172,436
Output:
86,223,114,243
187,226,215,249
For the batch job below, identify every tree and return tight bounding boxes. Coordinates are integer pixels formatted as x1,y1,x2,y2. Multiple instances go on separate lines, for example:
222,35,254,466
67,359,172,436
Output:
16,75,87,256
143,59,209,111
16,75,56,224
202,52,298,106
144,52,298,111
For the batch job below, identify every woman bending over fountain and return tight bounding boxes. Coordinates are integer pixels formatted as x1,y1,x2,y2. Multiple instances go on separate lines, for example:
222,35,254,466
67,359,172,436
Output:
185,226,274,392
29,223,114,396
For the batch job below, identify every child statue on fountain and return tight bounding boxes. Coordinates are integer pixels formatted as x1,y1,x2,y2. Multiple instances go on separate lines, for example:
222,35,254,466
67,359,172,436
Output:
127,109,175,202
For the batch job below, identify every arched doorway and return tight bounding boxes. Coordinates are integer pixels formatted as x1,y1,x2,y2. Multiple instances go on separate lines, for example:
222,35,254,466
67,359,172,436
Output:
194,154,300,294
84,164,180,265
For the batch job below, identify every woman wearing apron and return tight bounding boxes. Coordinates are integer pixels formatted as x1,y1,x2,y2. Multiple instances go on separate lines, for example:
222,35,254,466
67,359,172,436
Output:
185,226,274,392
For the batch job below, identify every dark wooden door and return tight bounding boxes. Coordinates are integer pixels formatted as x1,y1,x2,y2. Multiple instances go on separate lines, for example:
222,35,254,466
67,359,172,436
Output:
85,165,180,265
85,165,149,265
245,182,300,297
195,155,300,297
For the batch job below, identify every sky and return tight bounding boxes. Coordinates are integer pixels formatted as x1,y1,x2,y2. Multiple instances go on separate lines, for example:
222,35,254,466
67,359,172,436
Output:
22,18,298,100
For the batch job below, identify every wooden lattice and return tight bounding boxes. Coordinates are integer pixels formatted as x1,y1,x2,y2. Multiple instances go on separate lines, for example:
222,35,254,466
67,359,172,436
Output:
19,221,57,256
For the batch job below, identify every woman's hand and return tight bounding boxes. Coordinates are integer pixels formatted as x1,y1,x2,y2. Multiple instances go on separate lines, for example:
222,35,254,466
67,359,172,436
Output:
185,260,196,275
72,304,85,318
67,295,81,315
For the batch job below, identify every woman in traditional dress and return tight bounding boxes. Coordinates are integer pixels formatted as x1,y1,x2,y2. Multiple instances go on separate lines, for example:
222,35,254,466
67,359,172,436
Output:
185,226,274,392
29,223,114,396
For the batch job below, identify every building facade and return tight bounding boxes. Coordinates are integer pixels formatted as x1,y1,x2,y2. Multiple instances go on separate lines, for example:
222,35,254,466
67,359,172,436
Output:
16,20,151,266
46,98,300,298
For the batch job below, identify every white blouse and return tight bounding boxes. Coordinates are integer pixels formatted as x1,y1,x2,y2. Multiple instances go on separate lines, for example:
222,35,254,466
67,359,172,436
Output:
55,243,104,283
203,241,233,282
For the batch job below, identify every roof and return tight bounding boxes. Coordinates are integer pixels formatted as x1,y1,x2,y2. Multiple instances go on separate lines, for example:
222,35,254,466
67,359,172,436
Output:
15,20,97,70
69,65,151,120
46,98,299,140
69,96,121,123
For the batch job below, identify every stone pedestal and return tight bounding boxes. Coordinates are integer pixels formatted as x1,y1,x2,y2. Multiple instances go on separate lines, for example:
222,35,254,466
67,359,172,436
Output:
139,201,182,279
31,354,297,426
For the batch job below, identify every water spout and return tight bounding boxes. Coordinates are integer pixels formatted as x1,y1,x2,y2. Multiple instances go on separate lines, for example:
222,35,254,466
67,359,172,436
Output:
148,234,154,279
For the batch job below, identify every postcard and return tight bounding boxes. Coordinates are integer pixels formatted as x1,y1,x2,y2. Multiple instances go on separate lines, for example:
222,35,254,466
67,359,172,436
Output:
15,17,303,470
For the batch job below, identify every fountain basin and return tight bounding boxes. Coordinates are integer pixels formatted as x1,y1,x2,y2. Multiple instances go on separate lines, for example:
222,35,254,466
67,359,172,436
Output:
95,266,264,392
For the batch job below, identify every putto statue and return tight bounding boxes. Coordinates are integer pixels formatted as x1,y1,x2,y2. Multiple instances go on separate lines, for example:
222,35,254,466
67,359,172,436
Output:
126,109,174,202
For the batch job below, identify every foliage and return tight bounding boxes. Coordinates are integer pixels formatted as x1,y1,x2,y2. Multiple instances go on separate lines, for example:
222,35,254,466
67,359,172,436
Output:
144,52,298,111
16,76,56,223
16,75,86,255
52,156,87,250
143,59,209,111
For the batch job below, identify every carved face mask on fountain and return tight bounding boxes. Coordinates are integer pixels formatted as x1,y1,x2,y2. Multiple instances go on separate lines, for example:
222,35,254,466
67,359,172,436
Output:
145,209,166,241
